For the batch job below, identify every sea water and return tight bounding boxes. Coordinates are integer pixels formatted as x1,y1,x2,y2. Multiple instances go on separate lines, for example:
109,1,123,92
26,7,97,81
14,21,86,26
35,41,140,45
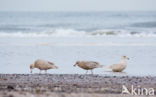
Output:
0,11,156,37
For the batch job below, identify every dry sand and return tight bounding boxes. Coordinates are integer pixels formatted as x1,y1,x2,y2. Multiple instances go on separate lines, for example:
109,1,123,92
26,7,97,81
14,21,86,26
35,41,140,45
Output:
0,74,156,97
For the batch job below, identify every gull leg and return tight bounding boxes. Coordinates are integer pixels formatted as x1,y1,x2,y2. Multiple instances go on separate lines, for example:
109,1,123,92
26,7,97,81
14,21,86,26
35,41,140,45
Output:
85,70,88,74
39,70,42,74
91,70,93,75
45,70,47,74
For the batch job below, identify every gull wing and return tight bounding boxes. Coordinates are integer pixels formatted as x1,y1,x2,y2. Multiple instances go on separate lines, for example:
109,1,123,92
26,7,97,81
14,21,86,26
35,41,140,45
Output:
85,61,99,69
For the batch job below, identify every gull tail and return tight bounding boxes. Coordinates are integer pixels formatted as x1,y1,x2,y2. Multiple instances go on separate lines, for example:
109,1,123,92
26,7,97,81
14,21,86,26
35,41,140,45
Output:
97,65,104,68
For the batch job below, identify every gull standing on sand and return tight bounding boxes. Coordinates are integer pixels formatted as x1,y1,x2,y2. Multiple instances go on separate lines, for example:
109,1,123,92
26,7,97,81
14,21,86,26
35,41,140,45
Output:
105,56,129,72
74,61,103,74
30,59,58,73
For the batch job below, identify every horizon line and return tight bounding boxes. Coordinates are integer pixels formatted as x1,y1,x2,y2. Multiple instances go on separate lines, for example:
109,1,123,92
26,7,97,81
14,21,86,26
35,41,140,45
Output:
0,10,156,12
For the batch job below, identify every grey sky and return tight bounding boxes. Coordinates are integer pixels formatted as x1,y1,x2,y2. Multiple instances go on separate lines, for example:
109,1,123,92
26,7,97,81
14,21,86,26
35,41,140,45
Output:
0,0,156,11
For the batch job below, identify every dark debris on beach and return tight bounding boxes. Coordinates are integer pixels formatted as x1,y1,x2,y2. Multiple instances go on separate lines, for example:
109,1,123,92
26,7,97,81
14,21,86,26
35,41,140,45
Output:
0,74,156,97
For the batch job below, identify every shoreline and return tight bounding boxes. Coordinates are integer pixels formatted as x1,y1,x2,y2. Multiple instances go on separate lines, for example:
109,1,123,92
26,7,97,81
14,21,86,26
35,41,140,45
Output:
0,74,156,97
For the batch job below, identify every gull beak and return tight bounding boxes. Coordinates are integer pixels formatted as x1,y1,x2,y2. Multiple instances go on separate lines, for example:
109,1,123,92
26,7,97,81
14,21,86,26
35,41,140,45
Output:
73,64,77,67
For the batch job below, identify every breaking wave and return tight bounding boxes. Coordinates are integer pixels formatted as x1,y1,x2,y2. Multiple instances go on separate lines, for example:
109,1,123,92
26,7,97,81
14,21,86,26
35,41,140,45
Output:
0,29,156,37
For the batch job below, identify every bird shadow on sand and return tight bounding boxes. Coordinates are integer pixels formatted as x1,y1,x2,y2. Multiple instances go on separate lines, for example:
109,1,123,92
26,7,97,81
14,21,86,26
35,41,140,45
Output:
104,71,127,76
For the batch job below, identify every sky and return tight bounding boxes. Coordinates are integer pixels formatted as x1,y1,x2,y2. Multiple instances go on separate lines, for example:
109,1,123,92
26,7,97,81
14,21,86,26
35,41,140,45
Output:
0,0,156,11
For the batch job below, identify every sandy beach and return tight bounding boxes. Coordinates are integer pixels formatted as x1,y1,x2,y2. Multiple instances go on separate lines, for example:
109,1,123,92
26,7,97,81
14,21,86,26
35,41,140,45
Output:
0,74,156,97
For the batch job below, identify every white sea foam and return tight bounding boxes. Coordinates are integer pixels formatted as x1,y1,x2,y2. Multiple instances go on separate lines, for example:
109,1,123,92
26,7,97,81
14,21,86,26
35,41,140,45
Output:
0,11,156,38
0,29,156,37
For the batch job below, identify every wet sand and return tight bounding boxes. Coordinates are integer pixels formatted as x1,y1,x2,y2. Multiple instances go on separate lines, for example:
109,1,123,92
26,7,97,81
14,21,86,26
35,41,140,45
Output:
1,37,156,76
0,74,156,97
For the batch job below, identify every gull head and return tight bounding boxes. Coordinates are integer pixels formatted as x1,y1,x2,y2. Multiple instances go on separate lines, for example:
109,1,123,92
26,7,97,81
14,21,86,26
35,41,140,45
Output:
73,61,80,67
122,56,130,60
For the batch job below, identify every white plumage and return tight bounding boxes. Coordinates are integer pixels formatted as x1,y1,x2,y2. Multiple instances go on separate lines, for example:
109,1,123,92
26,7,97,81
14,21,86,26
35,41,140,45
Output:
105,56,129,72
